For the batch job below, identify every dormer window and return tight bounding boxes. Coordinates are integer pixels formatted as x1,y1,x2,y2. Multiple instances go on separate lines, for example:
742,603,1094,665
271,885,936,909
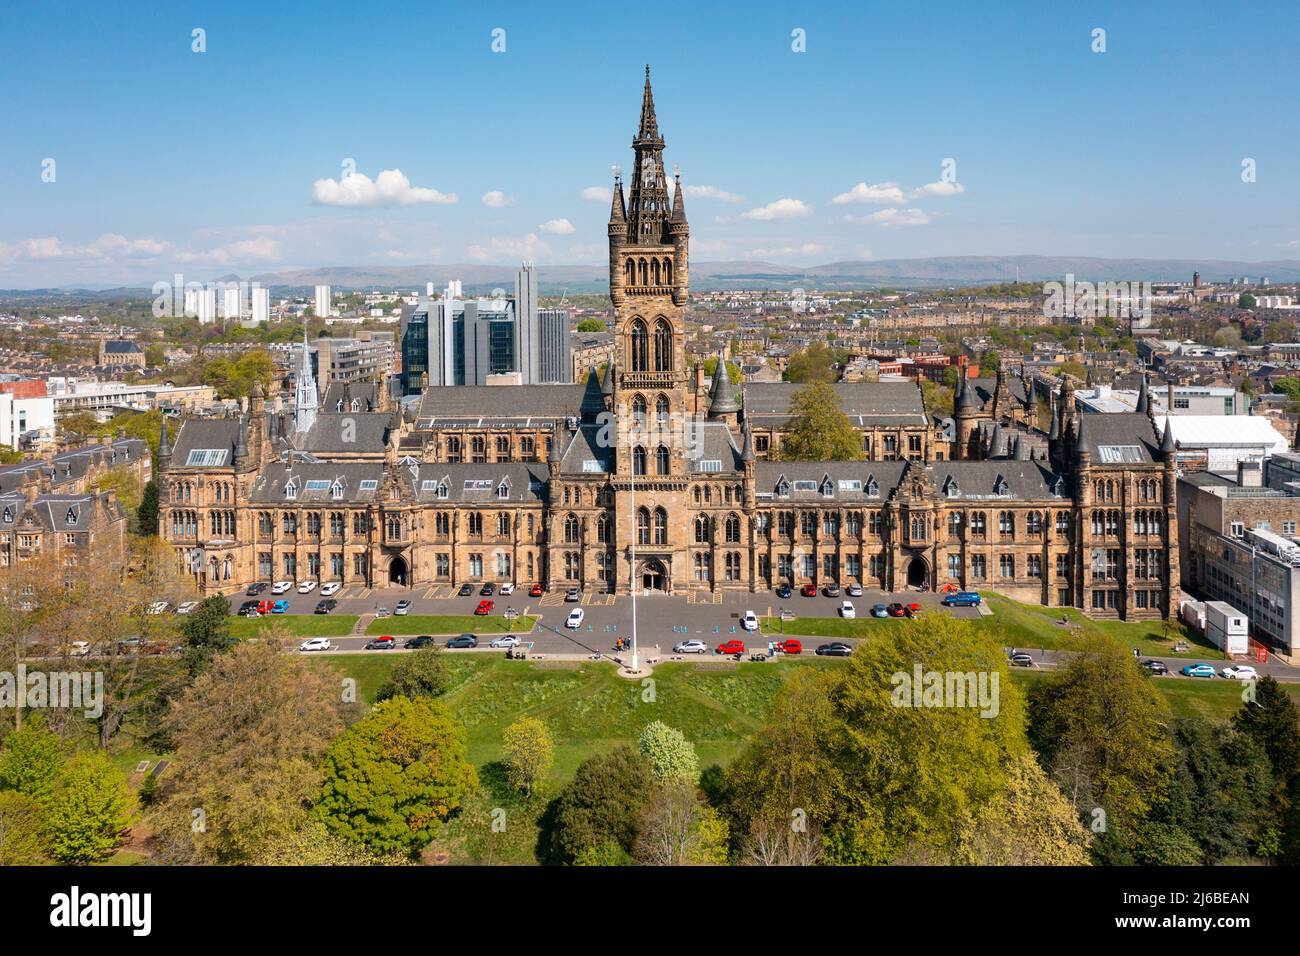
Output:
351,399,361,412
775,477,790,498
865,474,879,498
994,475,1010,497
336,399,344,412
820,475,834,497
2,507,12,524
1053,476,1066,497
65,507,78,525
331,479,345,500
497,481,510,499
437,481,449,500
943,475,960,498
285,478,298,500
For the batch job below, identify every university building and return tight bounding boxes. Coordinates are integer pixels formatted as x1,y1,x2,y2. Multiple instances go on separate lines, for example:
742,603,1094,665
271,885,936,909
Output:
159,69,1177,620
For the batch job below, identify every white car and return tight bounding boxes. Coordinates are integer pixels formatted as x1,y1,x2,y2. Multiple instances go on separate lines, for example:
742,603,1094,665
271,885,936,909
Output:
299,638,331,652
741,610,759,632
175,601,199,615
297,581,317,594
1221,664,1259,681
499,583,515,595
146,601,170,615
490,635,521,648
271,581,293,595
566,608,585,629
840,601,856,619
69,640,91,657
319,582,342,597
673,639,708,654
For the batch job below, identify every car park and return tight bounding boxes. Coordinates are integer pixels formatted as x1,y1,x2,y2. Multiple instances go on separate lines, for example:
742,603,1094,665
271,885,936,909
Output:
404,636,435,649
716,639,746,656
815,642,854,657
297,581,317,594
490,635,520,648
839,601,856,619
887,603,906,618
778,639,802,655
846,583,863,597
246,582,268,596
529,583,544,597
499,584,515,596
395,600,412,616
1221,664,1259,680
823,584,841,598
566,608,585,629
1180,662,1217,678
320,582,342,597
271,599,289,614
446,634,478,649
1009,652,1034,667
271,581,293,595
457,584,475,596
871,603,889,618
565,587,582,602
315,599,338,614
299,638,331,652
741,610,759,631
775,583,793,599
481,583,495,596
475,600,495,615
800,584,817,597
673,639,708,654
175,601,199,615
364,636,396,650
1140,659,1168,675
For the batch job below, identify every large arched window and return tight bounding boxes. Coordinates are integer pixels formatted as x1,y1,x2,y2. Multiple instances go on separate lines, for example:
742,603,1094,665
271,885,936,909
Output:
656,394,669,425
656,445,670,475
653,507,667,545
663,258,672,285
633,445,647,476
695,513,709,543
597,513,610,544
632,394,647,428
630,318,649,371
636,507,650,545
564,513,580,544
625,258,635,285
653,318,673,371
725,513,741,543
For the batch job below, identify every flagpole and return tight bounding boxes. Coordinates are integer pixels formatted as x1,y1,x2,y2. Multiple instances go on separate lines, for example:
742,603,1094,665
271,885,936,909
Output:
629,457,639,672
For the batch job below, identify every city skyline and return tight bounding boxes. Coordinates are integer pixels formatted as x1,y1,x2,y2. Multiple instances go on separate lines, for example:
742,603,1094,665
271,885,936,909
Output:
2,0,1299,287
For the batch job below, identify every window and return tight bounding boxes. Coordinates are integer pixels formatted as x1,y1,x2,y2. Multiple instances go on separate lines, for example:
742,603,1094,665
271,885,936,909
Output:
999,555,1015,579
695,513,709,544
971,555,986,579
637,508,650,545
185,449,228,467
1027,555,1042,578
1026,511,1042,535
970,512,986,537
947,554,961,578
999,511,1015,535
725,513,741,543
564,513,580,544
656,445,670,475
633,446,646,476
653,508,667,545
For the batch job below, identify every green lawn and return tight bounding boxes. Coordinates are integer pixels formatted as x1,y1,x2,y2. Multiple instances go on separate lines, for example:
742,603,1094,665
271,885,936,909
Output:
363,615,537,636
759,614,880,638
1007,669,1300,721
228,614,360,638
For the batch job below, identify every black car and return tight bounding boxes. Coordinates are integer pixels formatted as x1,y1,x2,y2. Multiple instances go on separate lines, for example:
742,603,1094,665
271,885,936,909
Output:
404,635,435,649
1009,652,1034,667
457,583,475,597
238,600,259,615
480,582,495,596
364,637,396,650
822,584,841,598
314,599,338,614
1140,659,1169,675
446,634,478,649
815,642,853,657
775,583,793,599
246,582,268,596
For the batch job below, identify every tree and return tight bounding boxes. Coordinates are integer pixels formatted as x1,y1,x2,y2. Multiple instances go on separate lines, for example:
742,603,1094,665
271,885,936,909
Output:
502,716,553,799
778,382,862,461
250,818,410,866
550,745,653,864
956,753,1092,865
376,646,449,701
0,790,49,864
979,351,1001,375
634,779,729,865
1232,676,1300,795
784,343,841,384
637,720,699,783
178,595,234,676
316,696,477,856
154,640,346,864
45,751,134,864
1238,293,1257,309
576,319,606,332
137,479,160,537
0,717,64,799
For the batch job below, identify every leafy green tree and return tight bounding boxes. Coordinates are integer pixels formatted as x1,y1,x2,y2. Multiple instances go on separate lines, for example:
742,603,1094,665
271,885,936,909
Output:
634,778,729,865
0,717,64,799
137,479,160,537
956,753,1092,865
979,351,1001,375
784,343,842,384
638,720,699,782
45,751,134,863
1232,676,1300,794
576,319,606,332
179,595,234,675
502,716,553,799
550,745,653,864
0,790,50,864
376,646,449,701
316,697,478,856
1238,293,1257,309
778,382,862,461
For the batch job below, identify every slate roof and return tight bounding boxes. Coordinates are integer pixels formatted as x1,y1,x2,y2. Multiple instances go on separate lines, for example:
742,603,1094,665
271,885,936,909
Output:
103,340,142,354
1076,412,1164,464
294,412,391,455
743,382,927,428
171,418,243,467
0,491,121,530
0,438,148,494
559,425,614,475
925,461,1065,501
968,375,1030,410
754,460,909,501
415,380,605,426
321,381,381,413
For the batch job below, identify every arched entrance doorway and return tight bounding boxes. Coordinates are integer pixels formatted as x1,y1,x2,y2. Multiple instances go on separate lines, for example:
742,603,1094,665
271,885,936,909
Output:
906,556,928,588
641,558,666,592
388,556,408,586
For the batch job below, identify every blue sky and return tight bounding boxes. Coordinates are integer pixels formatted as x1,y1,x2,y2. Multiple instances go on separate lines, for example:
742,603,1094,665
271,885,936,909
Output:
1,0,1298,286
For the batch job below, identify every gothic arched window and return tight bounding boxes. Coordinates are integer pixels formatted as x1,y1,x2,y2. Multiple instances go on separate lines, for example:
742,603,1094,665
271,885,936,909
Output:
695,513,709,543
625,258,635,285
633,445,647,476
656,445,670,475
651,259,661,285
630,318,649,371
636,507,650,545
564,513,579,544
653,507,667,545
632,394,647,428
656,394,669,425
653,318,673,372
663,258,672,285
638,258,648,285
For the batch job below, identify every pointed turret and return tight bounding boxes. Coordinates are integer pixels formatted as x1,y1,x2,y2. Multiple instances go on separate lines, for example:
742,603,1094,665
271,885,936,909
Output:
989,422,1005,458
1160,417,1177,457
1014,433,1030,460
740,417,755,463
707,354,739,419
234,414,249,461
957,367,979,410
609,172,626,225
1135,374,1149,414
601,359,616,398
671,170,687,223
637,64,661,143
158,412,172,468
1048,399,1060,441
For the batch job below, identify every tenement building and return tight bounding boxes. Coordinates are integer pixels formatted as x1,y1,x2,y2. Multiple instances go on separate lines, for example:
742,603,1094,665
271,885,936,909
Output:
158,69,1178,620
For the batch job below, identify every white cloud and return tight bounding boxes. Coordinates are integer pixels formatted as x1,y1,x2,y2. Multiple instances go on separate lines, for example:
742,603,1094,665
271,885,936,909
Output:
846,207,932,227
176,237,282,264
910,180,966,198
539,218,576,235
740,198,812,221
581,185,613,202
683,184,744,203
832,181,906,205
465,233,551,262
0,233,171,262
750,242,831,258
481,190,513,208
311,169,457,207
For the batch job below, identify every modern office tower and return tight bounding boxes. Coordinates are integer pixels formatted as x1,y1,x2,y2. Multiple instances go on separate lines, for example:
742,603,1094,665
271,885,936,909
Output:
514,263,540,383
539,308,572,382
222,286,242,321
314,284,332,318
426,282,435,296
250,286,270,325
196,289,218,324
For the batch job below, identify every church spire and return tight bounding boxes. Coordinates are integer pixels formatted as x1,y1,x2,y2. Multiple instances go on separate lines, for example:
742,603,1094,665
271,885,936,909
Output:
627,65,670,245
637,64,661,144
294,327,317,434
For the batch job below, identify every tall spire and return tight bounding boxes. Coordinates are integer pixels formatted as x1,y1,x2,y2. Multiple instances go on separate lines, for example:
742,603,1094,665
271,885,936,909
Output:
671,168,686,222
708,354,739,417
609,169,626,223
295,327,317,434
637,64,661,143
627,66,670,245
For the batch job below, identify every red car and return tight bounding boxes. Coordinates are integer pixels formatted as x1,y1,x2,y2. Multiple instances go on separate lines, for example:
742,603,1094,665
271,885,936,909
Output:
800,584,817,597
475,600,495,616
256,600,274,615
778,639,802,655
529,583,544,597
905,603,923,618
716,639,746,655
888,603,906,617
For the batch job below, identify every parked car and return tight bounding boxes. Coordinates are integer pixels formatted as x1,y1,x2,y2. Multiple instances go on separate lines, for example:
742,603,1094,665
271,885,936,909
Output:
490,635,520,648
446,634,478,649
716,639,746,656
1009,652,1034,667
403,636,435,649
741,610,759,631
146,601,170,615
529,583,544,597
255,600,274,615
822,584,841,598
887,603,906,618
271,599,290,614
566,608,585,629
775,583,793,599
565,587,582,602
70,640,91,657
297,581,317,594
175,601,199,615
375,607,391,618
364,636,396,650
846,583,863,597
238,600,260,615
1140,659,1168,675
839,601,856,619
499,583,515,596
942,591,982,607
815,642,854,657
475,600,495,616
673,639,708,654
299,638,331,652
457,583,475,596
246,582,268,596
395,599,412,616
271,581,293,595
314,599,338,615
1180,663,1217,678
871,603,889,618
320,582,342,597
778,639,802,655
1221,664,1259,681
116,637,143,653
905,603,923,618
800,584,817,597
480,583,496,596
